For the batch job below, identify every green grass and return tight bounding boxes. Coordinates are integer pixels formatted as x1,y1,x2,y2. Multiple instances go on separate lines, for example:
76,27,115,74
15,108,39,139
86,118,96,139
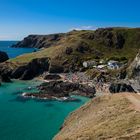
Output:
9,28,140,67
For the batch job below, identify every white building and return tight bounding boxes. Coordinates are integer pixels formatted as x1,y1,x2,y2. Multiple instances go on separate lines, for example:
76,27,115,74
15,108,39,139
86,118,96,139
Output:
83,60,96,68
107,60,121,69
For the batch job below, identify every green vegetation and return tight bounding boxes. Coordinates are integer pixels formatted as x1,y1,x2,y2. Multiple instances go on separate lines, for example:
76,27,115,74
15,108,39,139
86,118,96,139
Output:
9,28,140,68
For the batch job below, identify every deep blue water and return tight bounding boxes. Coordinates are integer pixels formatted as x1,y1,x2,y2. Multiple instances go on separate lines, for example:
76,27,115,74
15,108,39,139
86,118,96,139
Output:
0,41,89,140
0,41,35,58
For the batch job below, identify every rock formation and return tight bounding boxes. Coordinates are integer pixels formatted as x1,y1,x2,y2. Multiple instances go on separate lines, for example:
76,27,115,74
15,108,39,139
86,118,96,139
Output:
44,74,61,80
24,81,96,99
11,33,65,48
129,50,140,81
0,51,9,63
11,57,50,80
109,83,135,93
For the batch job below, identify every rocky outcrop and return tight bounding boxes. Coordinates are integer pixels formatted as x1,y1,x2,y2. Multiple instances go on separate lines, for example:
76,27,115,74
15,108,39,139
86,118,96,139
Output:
23,81,96,99
49,64,64,73
54,94,140,140
0,73,11,82
44,74,61,80
11,57,50,80
129,50,140,80
38,81,96,98
0,62,14,79
0,51,9,63
109,83,136,93
94,28,125,49
12,33,65,48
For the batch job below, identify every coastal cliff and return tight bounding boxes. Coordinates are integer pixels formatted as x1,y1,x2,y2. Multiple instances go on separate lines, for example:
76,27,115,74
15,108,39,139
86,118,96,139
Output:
54,93,140,140
0,27,140,83
11,33,65,48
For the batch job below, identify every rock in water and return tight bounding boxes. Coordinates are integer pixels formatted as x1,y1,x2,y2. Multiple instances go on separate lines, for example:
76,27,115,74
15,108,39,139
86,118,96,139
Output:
37,81,96,98
0,51,9,63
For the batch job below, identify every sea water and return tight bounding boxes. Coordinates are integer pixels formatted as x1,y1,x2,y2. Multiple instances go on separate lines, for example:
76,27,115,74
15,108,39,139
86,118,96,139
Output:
0,41,35,58
0,41,89,140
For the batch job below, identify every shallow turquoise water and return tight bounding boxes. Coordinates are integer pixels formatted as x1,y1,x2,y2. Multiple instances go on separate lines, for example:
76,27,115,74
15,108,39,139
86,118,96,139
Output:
0,41,90,139
0,81,89,140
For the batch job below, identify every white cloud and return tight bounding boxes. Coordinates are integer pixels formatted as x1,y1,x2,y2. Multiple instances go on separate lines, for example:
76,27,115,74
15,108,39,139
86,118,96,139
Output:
69,26,96,31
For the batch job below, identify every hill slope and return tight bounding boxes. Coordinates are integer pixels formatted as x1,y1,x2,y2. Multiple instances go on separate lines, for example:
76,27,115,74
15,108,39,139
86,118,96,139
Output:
1,27,140,80
11,28,140,65
54,93,140,140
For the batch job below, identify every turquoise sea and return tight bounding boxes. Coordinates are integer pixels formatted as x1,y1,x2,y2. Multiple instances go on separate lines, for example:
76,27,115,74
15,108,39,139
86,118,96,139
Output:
0,41,89,140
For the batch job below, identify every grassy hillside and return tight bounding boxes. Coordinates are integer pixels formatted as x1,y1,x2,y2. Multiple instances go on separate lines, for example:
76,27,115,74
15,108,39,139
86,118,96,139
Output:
10,28,140,66
54,93,140,140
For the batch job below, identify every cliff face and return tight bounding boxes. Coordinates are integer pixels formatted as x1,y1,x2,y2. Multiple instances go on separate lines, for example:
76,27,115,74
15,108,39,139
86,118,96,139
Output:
12,33,65,48
129,50,140,80
54,93,140,140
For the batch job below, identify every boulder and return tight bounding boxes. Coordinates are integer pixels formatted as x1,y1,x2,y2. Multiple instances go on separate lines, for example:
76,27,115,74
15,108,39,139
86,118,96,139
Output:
49,64,64,73
109,83,136,93
0,51,9,63
44,74,61,80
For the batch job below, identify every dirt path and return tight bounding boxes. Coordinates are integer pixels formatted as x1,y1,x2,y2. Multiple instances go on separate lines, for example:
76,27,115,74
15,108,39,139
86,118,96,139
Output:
124,93,140,111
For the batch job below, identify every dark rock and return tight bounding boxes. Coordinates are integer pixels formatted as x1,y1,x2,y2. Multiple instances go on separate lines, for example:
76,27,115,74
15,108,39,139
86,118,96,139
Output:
94,28,125,49
117,70,127,79
109,83,136,93
21,58,50,80
0,73,11,82
11,66,27,79
49,64,64,73
37,81,96,98
0,51,9,63
11,57,50,80
44,74,61,80
65,47,73,55
0,62,13,80
114,33,125,49
76,41,89,53
11,34,65,49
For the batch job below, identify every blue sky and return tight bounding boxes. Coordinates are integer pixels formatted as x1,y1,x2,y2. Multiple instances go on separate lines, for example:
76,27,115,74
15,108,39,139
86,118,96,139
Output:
0,0,140,40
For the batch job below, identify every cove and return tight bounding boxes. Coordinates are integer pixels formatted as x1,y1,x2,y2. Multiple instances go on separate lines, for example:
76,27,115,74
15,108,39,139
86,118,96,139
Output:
0,80,89,140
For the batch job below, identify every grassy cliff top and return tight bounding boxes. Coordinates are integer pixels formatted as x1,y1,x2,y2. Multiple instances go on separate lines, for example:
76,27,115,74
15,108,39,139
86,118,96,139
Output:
9,28,140,66
54,93,140,140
